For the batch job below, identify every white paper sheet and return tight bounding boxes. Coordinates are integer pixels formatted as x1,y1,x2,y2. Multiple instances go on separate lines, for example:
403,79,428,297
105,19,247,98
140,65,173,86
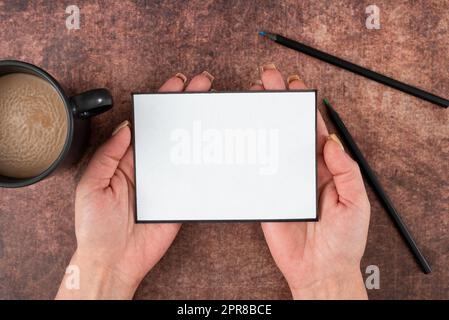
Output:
133,91,317,222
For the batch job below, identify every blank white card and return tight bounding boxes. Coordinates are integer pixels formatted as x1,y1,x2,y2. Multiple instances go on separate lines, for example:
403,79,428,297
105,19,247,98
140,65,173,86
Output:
133,91,317,222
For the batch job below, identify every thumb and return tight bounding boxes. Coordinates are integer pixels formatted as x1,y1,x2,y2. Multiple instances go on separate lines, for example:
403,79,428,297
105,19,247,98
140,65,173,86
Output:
80,121,131,189
323,134,368,209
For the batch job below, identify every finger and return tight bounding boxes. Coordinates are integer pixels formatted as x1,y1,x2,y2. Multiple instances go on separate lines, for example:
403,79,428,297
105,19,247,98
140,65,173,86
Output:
249,79,264,91
260,63,286,90
287,75,307,90
323,134,369,210
317,110,329,154
317,155,333,194
117,146,134,185
158,73,187,92
283,73,329,151
283,73,328,152
319,179,339,210
80,122,132,190
185,71,214,91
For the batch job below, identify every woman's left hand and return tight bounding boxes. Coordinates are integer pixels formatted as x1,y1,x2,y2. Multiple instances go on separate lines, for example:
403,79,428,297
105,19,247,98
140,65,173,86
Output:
56,71,214,299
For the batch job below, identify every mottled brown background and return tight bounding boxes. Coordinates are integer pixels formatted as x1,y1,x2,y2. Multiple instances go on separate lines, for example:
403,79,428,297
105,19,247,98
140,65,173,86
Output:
0,0,448,300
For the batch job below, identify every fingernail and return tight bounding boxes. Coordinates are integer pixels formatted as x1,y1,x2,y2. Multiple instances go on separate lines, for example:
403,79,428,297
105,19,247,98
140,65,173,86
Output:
112,120,131,136
260,63,277,73
175,72,187,84
202,71,214,84
249,79,263,87
328,133,345,151
287,74,301,84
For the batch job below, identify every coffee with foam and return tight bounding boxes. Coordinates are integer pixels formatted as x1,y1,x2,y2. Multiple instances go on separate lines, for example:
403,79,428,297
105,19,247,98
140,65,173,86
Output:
0,73,68,178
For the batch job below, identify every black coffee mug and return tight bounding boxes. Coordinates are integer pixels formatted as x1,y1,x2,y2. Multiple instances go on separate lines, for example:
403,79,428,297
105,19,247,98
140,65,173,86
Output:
0,60,113,188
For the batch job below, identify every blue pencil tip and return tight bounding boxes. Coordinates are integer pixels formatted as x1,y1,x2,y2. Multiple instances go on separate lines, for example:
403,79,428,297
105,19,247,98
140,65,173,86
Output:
258,31,266,36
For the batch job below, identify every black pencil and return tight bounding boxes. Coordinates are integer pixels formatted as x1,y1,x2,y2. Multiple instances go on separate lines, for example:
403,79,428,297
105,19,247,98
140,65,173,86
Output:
259,31,449,109
323,98,431,274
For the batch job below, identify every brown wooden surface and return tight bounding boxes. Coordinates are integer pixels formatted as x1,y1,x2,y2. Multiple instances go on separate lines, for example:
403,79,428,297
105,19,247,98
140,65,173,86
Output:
0,0,448,299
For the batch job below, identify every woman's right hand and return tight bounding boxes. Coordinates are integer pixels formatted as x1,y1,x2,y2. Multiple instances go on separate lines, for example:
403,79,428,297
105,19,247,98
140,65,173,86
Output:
253,64,371,300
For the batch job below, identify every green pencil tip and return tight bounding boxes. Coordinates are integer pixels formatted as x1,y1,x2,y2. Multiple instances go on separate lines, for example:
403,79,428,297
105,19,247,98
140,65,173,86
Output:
323,98,336,113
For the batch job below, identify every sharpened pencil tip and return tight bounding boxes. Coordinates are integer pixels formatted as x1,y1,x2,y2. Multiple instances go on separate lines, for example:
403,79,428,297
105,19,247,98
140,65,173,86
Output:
323,98,337,114
258,31,277,41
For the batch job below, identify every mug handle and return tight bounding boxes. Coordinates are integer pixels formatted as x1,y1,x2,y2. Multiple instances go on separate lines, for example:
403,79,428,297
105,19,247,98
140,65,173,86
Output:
71,88,113,119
